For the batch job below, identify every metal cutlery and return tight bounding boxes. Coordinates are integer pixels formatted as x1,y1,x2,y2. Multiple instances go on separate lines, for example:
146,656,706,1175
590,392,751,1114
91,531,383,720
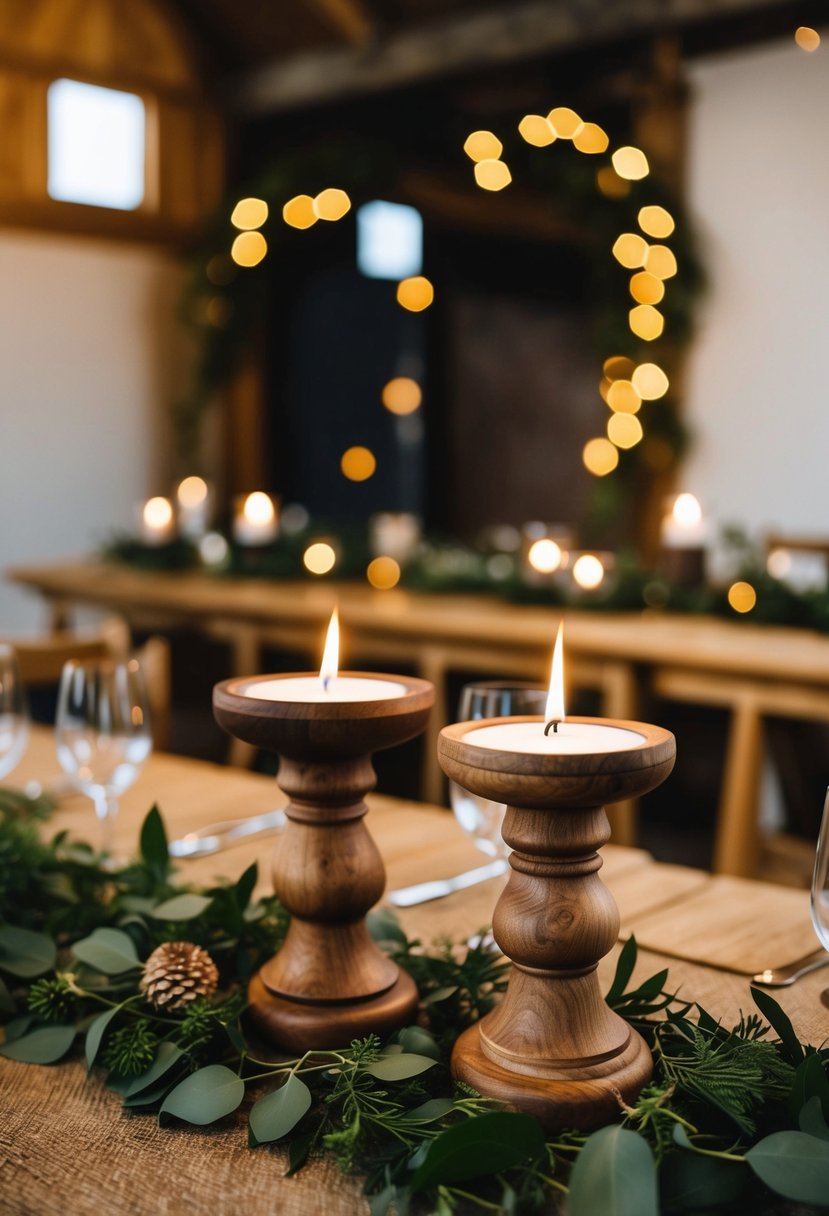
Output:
168,809,287,858
386,858,508,907
751,947,829,987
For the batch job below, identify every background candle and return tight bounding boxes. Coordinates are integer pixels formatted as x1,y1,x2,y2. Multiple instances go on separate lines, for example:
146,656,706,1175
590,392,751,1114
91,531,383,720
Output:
233,491,279,546
176,476,212,539
138,496,175,546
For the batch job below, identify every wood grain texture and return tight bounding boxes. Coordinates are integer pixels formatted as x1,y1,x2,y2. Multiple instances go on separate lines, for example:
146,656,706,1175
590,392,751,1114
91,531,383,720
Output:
214,674,431,1050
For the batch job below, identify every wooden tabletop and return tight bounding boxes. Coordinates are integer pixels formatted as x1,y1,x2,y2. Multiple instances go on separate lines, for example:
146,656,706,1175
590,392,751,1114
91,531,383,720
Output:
1,731,828,1216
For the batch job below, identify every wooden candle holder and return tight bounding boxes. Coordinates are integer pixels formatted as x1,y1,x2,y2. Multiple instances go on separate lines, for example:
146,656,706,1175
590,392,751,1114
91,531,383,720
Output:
214,672,433,1052
438,715,675,1130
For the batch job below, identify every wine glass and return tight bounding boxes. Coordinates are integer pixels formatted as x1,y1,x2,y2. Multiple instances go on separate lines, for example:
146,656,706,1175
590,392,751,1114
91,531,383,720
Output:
811,788,829,1005
450,682,548,859
0,645,30,780
56,657,152,859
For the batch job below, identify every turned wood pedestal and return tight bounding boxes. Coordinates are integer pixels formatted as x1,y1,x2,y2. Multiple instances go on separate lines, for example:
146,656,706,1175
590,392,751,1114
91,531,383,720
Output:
438,715,676,1129
214,672,433,1051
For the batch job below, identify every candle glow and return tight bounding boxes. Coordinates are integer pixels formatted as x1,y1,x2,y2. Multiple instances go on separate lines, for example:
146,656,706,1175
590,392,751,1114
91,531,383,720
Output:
545,622,565,726
320,607,339,690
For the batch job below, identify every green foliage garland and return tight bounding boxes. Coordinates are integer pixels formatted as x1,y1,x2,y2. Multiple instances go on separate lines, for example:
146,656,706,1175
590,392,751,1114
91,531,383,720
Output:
1,796,828,1215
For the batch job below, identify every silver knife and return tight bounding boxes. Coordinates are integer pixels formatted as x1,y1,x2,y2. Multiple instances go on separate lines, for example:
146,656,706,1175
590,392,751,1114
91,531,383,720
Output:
169,809,287,858
386,858,508,908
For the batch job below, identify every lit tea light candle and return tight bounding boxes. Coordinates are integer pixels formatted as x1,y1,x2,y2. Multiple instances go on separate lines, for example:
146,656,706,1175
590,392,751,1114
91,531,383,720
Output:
138,496,175,546
661,492,706,549
175,476,212,539
520,521,573,585
233,492,279,546
369,512,421,563
462,622,644,754
241,608,406,703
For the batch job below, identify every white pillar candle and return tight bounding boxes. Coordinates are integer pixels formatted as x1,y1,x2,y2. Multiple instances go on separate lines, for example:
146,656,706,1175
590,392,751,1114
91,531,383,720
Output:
138,497,175,546
233,492,279,546
241,675,407,702
176,476,212,540
465,720,645,755
660,493,707,549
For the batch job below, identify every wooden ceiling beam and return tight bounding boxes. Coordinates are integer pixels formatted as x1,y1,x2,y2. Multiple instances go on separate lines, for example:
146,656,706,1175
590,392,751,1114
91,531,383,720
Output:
234,0,803,114
304,0,375,47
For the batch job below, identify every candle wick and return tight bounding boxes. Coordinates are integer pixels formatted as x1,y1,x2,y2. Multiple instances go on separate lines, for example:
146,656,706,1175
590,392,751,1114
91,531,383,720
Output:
322,676,331,694
544,720,561,736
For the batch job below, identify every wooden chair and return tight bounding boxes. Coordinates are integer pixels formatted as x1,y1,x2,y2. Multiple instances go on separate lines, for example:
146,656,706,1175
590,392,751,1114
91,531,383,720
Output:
4,619,171,750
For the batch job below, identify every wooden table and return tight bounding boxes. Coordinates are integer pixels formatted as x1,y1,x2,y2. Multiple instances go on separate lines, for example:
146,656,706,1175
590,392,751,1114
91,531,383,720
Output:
11,559,829,873
1,731,827,1216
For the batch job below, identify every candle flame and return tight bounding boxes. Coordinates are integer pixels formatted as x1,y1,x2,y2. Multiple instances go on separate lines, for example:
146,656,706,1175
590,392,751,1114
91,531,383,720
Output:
545,621,565,724
320,606,339,691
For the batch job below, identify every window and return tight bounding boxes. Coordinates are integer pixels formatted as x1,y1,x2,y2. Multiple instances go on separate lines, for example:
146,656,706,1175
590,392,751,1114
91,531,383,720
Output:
357,201,423,280
47,79,145,211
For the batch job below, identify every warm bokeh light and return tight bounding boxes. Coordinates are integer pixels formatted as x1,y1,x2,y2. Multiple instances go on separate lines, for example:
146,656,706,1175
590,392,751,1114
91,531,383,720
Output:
231,197,268,230
572,122,609,154
767,548,793,579
547,107,583,139
612,146,649,180
303,542,337,576
573,554,605,590
596,167,630,198
143,497,173,528
340,445,376,481
231,231,267,267
728,581,757,614
638,205,675,239
598,377,612,403
645,244,678,280
630,271,665,305
612,233,648,269
282,194,317,229
206,297,232,328
629,304,664,341
528,538,563,574
396,276,434,311
474,159,512,191
632,362,670,400
518,114,556,146
582,437,619,476
382,377,422,415
607,412,644,449
603,355,636,381
463,130,503,162
366,556,401,590
198,532,229,566
176,476,208,507
313,188,351,221
243,491,276,525
672,492,702,527
795,26,820,51
606,380,642,414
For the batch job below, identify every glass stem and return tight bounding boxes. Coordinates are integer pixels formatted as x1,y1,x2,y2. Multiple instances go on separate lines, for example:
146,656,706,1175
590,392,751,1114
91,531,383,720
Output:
93,790,119,860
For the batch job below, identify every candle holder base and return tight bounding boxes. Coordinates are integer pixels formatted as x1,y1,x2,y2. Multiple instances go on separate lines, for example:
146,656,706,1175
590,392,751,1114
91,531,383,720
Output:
248,970,419,1053
452,1016,652,1131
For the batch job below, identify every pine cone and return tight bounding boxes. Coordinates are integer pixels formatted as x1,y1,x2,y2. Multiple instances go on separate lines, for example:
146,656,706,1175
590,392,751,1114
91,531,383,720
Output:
140,941,219,1011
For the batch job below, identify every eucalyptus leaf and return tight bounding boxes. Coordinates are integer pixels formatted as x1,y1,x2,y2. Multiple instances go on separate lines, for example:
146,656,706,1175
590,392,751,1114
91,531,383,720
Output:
139,804,169,879
750,986,804,1066
364,1053,437,1082
789,1051,829,1123
72,928,140,975
0,1023,75,1064
85,1006,121,1070
367,907,408,946
408,1112,545,1191
249,1073,312,1145
123,1074,184,1109
567,1125,658,1216
746,1130,829,1203
398,1098,454,1125
151,893,213,921
395,1026,441,1062
124,1042,184,1097
423,986,458,1005
605,934,637,1003
285,1132,314,1177
660,1148,746,1210
800,1095,829,1142
0,925,56,978
234,863,257,913
159,1064,245,1126
0,974,16,1016
3,1014,33,1041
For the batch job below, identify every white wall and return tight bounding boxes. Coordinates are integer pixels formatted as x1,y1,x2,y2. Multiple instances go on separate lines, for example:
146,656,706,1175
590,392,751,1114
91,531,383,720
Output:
683,36,829,546
0,230,186,631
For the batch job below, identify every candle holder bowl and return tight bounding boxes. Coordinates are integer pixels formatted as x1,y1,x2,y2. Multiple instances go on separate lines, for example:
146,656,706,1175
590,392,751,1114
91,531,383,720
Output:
438,714,675,1130
214,672,433,1052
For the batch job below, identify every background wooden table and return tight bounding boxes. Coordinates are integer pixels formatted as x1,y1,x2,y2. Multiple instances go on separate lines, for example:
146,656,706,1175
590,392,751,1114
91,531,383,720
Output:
1,731,827,1216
